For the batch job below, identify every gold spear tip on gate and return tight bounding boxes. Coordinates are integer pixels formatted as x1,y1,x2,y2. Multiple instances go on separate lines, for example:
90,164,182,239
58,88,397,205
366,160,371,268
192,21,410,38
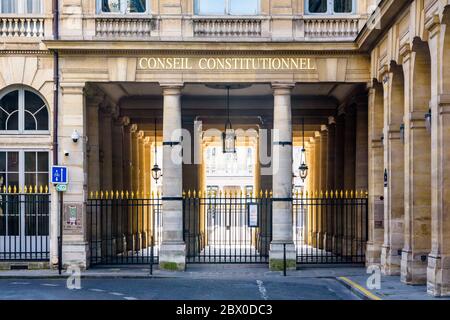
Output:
265,190,269,198
20,186,24,194
2,186,6,193
350,190,354,198
330,190,334,198
193,190,197,198
89,191,94,199
325,190,329,198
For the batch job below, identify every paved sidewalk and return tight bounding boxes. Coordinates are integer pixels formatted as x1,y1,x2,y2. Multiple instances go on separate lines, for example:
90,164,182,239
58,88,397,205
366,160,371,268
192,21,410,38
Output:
336,273,450,300
0,265,449,300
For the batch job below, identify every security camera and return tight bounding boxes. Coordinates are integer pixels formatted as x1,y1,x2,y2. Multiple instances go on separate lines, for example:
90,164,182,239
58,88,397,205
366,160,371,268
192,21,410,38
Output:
64,150,70,157
71,130,80,143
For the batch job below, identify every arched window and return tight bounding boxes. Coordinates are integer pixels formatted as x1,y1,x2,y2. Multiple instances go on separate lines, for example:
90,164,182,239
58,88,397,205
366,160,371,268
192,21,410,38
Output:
306,0,355,14
0,87,49,133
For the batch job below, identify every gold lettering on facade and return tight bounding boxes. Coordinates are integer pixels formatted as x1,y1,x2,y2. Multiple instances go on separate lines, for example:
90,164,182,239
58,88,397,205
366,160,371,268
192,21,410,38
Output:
138,57,316,71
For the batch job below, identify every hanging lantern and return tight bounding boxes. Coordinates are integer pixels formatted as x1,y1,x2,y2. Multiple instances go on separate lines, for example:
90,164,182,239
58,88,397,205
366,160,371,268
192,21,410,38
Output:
151,118,162,182
222,86,237,154
425,108,432,133
298,118,308,182
400,123,405,143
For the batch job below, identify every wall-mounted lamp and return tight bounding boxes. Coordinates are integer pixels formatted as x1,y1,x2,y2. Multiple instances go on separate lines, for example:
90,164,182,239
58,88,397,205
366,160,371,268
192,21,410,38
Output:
71,130,80,143
425,108,432,134
400,123,405,144
152,118,162,182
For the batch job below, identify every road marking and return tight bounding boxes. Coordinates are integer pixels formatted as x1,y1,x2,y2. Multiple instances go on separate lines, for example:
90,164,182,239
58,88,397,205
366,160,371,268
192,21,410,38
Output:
89,288,105,292
41,283,59,287
256,280,269,300
338,277,382,301
11,282,30,285
124,297,138,300
110,292,124,296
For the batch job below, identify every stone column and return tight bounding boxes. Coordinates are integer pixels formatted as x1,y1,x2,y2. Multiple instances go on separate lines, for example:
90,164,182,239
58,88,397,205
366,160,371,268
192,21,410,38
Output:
326,118,336,191
312,131,321,247
86,94,103,193
99,105,114,191
318,127,328,249
159,84,186,271
381,67,405,276
121,117,132,192
307,137,317,246
355,101,369,191
344,105,356,191
112,118,125,192
334,114,345,190
401,47,432,285
130,125,139,193
426,18,450,297
58,83,89,269
366,84,385,266
269,83,296,270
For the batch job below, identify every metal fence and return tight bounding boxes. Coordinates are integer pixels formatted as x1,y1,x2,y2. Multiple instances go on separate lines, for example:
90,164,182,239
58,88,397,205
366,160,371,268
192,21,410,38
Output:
183,191,272,264
87,191,162,266
293,191,368,264
0,188,50,261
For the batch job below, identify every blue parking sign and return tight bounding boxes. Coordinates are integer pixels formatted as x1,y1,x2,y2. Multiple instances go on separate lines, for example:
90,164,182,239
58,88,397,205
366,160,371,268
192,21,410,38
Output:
51,166,68,185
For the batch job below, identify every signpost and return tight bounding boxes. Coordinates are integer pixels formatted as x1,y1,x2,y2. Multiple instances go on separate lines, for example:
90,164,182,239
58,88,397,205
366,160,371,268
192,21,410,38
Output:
52,166,68,275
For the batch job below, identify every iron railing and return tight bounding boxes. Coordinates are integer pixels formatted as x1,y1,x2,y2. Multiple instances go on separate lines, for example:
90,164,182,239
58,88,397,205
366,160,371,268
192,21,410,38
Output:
0,187,50,261
183,191,272,264
293,190,368,264
87,191,162,266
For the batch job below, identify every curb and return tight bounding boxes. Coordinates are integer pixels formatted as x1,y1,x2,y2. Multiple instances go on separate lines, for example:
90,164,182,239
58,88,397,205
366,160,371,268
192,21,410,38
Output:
337,276,382,301
0,274,175,280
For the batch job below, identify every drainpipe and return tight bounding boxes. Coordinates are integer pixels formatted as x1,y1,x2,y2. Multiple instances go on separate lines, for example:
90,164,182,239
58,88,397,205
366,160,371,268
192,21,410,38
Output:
52,0,62,274
52,0,59,165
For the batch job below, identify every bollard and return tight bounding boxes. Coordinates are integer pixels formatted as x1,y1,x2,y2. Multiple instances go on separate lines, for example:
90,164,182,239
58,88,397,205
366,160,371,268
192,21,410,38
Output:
283,243,287,277
150,236,154,276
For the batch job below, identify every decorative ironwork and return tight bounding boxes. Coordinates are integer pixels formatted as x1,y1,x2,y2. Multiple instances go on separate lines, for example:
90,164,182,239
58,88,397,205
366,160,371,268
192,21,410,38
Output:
0,185,50,261
293,190,368,264
183,190,272,264
87,190,162,265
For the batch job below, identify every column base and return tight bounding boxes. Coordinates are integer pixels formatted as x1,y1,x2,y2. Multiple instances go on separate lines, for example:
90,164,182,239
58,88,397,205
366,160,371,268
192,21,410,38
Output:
365,242,382,267
62,241,89,271
381,245,401,276
159,242,186,271
269,242,296,271
401,249,428,285
427,254,450,297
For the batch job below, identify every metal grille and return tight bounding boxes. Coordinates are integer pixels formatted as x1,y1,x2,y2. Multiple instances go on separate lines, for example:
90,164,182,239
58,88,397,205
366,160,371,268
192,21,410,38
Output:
293,191,368,264
0,191,50,261
183,192,272,264
87,193,161,266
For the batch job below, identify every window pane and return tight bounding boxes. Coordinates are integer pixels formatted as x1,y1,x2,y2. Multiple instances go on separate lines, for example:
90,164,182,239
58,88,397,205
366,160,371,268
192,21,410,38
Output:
25,152,36,172
0,152,5,172
7,173,19,189
334,0,352,13
25,90,45,114
229,0,259,15
197,0,225,15
1,0,17,13
26,0,42,14
0,91,19,131
37,152,48,172
35,108,49,130
25,173,36,187
128,0,146,13
7,152,19,172
102,0,121,13
308,0,327,13
37,173,48,187
25,112,36,131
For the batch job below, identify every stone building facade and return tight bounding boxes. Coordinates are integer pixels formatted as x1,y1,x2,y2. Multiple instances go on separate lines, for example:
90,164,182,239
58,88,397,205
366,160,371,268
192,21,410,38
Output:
0,0,450,297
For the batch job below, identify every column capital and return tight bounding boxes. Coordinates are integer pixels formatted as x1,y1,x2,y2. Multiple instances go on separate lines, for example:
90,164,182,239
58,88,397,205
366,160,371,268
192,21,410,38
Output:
271,82,295,94
320,125,328,133
130,124,139,134
137,130,145,140
328,116,336,125
160,83,184,95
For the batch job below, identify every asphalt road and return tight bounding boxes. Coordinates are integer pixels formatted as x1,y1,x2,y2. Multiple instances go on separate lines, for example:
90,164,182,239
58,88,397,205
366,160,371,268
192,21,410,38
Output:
0,277,358,300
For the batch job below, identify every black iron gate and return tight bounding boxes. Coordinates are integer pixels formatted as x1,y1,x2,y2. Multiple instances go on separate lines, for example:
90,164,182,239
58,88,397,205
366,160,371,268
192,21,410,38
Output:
88,192,161,266
293,191,368,264
183,192,272,264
